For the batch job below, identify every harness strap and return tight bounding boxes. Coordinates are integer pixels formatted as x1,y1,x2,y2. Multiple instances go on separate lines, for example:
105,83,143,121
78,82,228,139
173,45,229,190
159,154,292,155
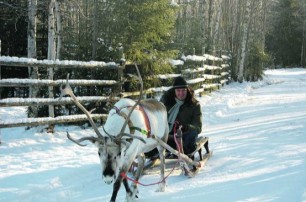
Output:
130,126,148,136
138,105,151,137
113,106,136,134
112,104,151,137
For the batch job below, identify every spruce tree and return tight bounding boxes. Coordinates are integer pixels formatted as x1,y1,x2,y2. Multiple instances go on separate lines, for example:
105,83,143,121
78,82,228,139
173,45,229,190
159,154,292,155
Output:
103,0,178,86
266,0,303,66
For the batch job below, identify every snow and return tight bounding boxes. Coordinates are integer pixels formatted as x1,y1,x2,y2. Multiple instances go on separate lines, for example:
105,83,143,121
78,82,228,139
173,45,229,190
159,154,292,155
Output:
156,74,181,79
0,56,119,68
1,68,306,202
169,59,184,66
183,55,206,62
0,78,117,85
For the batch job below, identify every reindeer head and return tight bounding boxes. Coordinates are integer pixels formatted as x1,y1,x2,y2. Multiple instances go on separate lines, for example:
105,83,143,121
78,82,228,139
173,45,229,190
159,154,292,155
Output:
96,138,121,184
95,115,134,184
61,64,144,185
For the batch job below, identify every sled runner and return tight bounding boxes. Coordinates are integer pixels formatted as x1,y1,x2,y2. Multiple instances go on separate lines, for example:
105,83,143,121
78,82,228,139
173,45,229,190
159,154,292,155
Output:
178,136,212,178
140,134,212,178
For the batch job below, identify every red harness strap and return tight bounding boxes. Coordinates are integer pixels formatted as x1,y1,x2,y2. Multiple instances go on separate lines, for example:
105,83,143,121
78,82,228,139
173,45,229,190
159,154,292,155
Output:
112,104,151,137
138,105,151,137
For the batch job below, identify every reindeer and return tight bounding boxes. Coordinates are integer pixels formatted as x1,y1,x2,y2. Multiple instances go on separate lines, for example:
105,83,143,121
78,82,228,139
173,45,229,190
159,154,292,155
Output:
60,65,169,202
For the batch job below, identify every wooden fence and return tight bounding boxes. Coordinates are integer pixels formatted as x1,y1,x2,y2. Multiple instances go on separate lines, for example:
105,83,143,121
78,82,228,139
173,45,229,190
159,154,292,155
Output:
0,53,231,129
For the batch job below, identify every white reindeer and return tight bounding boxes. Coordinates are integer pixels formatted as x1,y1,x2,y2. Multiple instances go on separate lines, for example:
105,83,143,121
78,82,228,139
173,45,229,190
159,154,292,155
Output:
60,66,169,202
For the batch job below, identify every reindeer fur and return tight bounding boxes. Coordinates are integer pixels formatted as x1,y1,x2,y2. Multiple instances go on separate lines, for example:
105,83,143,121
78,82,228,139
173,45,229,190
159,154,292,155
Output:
68,98,169,202
62,65,168,202
102,98,169,201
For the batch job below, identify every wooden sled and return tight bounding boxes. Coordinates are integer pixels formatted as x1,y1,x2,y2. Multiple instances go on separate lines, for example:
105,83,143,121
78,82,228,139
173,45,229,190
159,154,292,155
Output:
142,135,212,177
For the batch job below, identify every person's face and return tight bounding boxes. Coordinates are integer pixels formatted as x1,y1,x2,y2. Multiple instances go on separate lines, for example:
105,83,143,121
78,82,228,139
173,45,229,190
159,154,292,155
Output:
175,88,187,101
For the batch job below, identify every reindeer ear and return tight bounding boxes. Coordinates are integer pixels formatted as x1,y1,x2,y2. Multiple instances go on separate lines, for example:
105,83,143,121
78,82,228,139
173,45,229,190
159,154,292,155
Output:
94,141,100,147
94,139,105,147
120,139,131,147
120,140,131,154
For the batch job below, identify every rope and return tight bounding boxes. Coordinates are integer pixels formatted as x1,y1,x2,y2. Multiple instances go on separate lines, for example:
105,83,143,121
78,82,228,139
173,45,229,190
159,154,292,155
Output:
121,161,178,186
121,122,183,186
173,121,183,155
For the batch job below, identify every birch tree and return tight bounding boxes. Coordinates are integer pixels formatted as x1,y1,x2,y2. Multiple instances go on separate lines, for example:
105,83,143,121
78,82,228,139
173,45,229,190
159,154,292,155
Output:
198,0,206,51
299,0,306,66
91,0,98,60
27,0,38,118
47,0,56,131
206,0,214,51
211,0,222,52
237,0,251,82
55,0,62,60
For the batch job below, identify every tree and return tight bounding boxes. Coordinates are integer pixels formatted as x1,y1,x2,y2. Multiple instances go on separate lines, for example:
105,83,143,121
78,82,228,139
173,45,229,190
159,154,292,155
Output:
47,0,56,131
0,0,28,99
237,0,251,82
27,0,39,118
104,0,178,85
266,0,304,67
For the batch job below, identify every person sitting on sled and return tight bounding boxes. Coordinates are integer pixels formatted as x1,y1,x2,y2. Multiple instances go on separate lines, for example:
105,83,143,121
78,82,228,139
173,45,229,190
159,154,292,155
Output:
160,76,202,157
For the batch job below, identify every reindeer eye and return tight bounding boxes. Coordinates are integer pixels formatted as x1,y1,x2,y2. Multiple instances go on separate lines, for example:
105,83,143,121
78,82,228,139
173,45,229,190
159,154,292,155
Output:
98,152,101,156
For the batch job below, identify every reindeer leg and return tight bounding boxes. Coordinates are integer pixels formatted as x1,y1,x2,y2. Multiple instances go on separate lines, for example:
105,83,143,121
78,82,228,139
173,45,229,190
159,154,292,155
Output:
123,178,132,198
123,178,131,191
127,154,145,201
110,175,124,202
110,171,134,202
156,144,166,192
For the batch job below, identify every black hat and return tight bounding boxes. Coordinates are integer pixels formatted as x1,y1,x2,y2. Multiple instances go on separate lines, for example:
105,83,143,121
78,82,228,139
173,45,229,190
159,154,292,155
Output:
173,76,188,89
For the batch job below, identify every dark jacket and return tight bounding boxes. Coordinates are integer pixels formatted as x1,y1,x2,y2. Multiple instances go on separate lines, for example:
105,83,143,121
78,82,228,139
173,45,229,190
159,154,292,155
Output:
160,87,202,134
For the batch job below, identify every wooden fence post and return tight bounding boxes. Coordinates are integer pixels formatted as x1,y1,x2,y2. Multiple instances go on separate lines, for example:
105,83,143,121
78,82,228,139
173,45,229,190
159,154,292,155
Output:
0,39,2,99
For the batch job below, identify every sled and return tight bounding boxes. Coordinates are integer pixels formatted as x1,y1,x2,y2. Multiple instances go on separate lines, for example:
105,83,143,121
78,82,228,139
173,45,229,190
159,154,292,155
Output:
142,135,212,177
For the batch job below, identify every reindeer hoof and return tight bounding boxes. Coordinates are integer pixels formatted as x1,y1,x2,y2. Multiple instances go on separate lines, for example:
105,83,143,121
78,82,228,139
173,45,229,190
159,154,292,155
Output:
156,183,166,192
125,191,137,202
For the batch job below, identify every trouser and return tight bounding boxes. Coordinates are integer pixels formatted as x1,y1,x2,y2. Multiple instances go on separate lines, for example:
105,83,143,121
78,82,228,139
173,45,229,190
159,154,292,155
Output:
167,130,198,155
145,130,198,158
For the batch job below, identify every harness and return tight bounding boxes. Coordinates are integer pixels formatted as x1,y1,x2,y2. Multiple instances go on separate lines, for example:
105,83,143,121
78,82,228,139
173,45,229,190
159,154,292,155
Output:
112,105,151,138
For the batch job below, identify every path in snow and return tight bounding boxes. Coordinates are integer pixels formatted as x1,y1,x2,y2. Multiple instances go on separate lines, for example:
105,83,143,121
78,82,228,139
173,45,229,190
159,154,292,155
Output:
1,68,306,202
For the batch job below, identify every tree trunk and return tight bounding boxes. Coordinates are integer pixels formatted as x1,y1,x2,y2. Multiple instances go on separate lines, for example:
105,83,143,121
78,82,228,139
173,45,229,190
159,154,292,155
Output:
47,0,56,132
0,40,2,99
211,0,222,52
302,22,305,67
55,1,62,60
198,0,206,48
27,0,39,118
89,0,99,96
206,0,214,51
92,0,98,60
238,0,251,82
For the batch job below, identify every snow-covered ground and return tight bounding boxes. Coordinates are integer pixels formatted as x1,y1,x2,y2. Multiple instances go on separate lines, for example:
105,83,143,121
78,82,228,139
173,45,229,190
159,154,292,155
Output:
1,68,306,202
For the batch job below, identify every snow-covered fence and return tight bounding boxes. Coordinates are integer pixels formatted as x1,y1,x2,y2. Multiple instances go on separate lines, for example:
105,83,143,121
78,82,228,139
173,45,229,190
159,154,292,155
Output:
0,56,123,128
121,52,231,98
0,52,231,129
154,52,231,96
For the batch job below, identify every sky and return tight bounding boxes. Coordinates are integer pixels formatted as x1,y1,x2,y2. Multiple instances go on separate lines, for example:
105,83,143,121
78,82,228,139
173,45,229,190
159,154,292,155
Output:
1,68,306,202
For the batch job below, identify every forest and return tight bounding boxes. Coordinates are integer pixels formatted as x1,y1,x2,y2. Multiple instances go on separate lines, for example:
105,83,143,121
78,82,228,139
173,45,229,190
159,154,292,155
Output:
0,0,305,85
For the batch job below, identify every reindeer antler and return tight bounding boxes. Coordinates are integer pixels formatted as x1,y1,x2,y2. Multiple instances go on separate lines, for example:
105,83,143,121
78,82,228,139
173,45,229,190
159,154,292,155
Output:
61,67,146,146
60,74,104,140
66,131,99,146
116,64,144,142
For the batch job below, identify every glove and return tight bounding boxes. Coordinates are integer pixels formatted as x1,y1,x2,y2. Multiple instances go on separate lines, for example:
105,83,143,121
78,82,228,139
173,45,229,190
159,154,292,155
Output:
174,120,182,130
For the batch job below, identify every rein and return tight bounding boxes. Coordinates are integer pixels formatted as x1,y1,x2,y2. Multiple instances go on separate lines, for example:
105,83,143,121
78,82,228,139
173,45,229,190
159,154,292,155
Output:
120,158,179,186
121,122,183,186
